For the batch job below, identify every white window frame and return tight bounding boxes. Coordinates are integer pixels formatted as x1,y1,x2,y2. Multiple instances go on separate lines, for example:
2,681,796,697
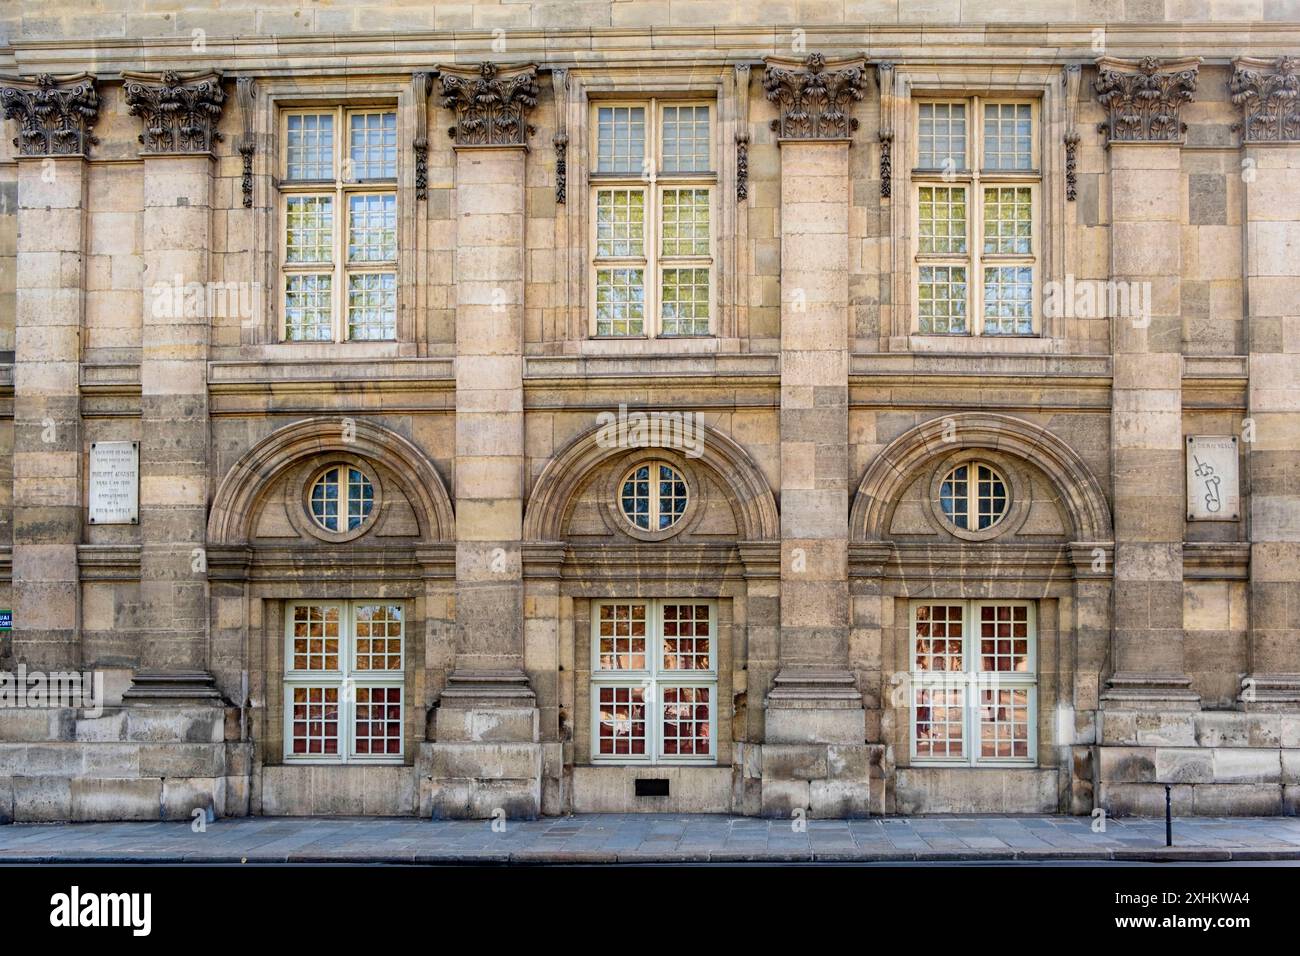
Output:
590,598,718,765
908,599,1037,767
278,105,398,343
587,98,717,339
283,600,405,763
937,459,1010,533
617,459,690,533
911,96,1040,337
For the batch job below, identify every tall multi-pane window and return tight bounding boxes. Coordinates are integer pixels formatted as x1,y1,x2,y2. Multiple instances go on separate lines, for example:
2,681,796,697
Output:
280,107,398,342
589,100,715,338
913,98,1038,336
910,601,1037,765
284,601,404,761
591,600,717,763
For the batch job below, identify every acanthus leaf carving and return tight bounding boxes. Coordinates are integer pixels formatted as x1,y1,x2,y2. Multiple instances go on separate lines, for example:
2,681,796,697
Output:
236,77,256,208
1230,56,1300,143
439,61,539,148
1094,56,1200,145
123,69,226,154
0,72,99,157
762,53,865,141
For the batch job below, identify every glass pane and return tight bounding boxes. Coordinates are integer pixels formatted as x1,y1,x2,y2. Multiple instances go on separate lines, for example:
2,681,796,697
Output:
913,603,964,671
348,110,398,179
917,102,966,170
596,602,648,670
917,185,966,255
285,195,333,263
979,686,1031,759
290,685,340,756
661,104,710,172
979,604,1030,672
308,466,373,531
982,265,1033,335
596,105,646,174
595,267,645,336
917,265,967,334
347,193,397,263
660,187,710,256
596,685,647,756
346,273,397,340
284,273,332,341
983,102,1033,170
661,604,710,671
290,604,342,670
354,686,403,756
595,189,645,257
661,686,711,756
982,185,1032,255
660,267,710,336
286,112,334,179
914,686,964,759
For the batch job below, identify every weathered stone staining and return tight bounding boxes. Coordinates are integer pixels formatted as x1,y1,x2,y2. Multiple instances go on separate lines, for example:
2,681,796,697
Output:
0,3,1297,823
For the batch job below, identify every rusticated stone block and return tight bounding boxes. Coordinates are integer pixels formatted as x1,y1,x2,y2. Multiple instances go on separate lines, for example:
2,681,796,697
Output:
762,743,828,780
1192,783,1284,816
1154,748,1215,783
70,776,161,821
1098,746,1157,784
759,778,810,818
161,776,224,821
13,775,72,822
1101,782,1194,817
1212,748,1282,784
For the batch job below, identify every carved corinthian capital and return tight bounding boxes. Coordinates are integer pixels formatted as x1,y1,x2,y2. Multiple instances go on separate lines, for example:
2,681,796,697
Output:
0,72,99,156
762,53,866,141
1230,56,1300,144
1094,56,1201,145
439,61,539,148
123,70,226,154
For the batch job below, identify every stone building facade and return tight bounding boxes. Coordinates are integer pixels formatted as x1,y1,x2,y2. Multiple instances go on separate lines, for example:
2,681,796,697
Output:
0,1,1298,822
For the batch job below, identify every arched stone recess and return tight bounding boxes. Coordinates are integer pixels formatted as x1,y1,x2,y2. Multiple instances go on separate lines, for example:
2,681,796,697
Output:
850,413,1111,544
523,420,779,544
521,419,779,814
204,417,455,817
847,413,1113,817
208,416,454,546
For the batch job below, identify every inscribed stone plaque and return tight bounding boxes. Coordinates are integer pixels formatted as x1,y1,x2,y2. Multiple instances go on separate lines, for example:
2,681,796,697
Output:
88,441,139,524
1186,435,1239,521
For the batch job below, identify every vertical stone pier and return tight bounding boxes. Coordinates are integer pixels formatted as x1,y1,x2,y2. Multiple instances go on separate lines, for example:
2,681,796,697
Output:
122,71,225,706
5,75,99,674
760,54,874,818
426,62,544,819
1096,57,1202,713
1233,57,1300,711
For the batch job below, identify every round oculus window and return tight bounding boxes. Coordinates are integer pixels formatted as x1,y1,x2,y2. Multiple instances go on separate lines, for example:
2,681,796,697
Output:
938,461,1008,531
619,461,689,532
309,465,375,533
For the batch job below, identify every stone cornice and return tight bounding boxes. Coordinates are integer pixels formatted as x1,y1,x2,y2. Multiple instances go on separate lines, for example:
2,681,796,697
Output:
1230,55,1300,144
122,69,226,154
0,72,98,156
438,61,539,148
1094,55,1201,145
762,53,866,141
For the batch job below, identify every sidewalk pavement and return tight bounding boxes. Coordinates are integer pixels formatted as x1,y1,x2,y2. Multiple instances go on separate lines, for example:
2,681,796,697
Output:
2,814,1300,863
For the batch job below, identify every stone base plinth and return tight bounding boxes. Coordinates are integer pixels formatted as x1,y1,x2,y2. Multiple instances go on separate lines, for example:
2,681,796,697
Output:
1102,673,1201,711
419,741,546,820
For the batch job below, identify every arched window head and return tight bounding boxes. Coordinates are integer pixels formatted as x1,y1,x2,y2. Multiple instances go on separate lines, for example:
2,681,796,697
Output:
619,460,689,532
309,465,375,533
938,461,1008,531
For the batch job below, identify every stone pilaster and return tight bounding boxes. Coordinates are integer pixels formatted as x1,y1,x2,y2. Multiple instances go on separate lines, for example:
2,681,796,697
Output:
1096,57,1201,709
122,71,225,701
2,74,99,670
1232,57,1300,708
761,54,872,817
428,62,542,818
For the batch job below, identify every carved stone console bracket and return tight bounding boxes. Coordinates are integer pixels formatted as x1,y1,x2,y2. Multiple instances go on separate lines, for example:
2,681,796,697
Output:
413,71,433,199
236,77,255,207
1094,56,1200,146
123,69,226,154
0,72,99,156
762,52,866,141
735,63,752,201
1063,65,1082,201
877,62,894,197
551,67,568,203
439,61,540,148
1230,56,1300,144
